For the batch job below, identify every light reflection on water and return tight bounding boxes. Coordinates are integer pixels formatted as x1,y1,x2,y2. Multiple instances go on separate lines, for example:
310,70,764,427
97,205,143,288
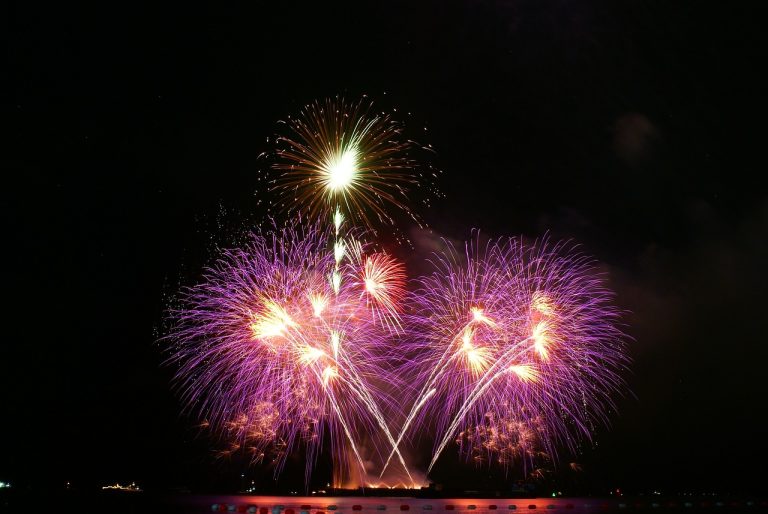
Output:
178,495,754,514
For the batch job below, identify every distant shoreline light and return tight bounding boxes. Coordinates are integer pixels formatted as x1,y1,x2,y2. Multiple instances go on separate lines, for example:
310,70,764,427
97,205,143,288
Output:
101,482,141,492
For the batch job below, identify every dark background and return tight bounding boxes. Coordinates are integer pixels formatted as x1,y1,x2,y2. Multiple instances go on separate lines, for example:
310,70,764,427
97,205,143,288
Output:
4,1,766,496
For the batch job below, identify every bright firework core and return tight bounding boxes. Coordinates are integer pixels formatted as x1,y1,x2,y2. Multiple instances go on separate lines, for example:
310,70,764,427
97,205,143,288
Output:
324,148,358,192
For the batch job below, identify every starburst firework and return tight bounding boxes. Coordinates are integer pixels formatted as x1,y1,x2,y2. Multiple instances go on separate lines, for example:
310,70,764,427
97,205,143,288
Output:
272,97,435,230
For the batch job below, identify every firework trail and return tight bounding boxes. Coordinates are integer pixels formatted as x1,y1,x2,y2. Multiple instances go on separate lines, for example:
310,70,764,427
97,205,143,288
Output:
164,222,411,484
381,235,628,476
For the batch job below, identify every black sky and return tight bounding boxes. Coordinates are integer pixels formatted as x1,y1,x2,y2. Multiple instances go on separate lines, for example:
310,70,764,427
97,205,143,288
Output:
4,1,767,495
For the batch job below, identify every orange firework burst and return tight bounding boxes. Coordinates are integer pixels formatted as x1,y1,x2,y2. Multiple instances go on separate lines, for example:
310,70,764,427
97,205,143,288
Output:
272,97,434,229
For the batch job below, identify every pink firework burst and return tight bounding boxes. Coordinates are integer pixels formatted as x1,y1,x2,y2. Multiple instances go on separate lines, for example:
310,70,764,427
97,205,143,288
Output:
380,235,629,476
164,223,411,485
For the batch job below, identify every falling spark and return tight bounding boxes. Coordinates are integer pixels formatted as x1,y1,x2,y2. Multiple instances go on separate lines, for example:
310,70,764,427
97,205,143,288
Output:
334,241,346,264
532,320,551,360
331,331,341,359
299,346,326,364
322,365,339,385
471,307,495,326
509,364,539,383
334,207,345,234
250,301,297,340
309,292,328,317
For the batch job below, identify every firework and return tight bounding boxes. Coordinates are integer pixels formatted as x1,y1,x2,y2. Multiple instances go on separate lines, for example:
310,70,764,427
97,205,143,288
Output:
164,223,411,484
272,97,437,230
346,239,408,333
166,95,630,485
381,235,628,475
456,413,549,470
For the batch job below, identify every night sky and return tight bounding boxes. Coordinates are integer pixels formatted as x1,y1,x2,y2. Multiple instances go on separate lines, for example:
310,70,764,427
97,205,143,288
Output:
4,1,767,495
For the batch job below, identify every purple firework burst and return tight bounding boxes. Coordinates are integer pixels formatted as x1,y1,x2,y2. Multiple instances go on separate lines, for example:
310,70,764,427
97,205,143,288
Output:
380,235,629,476
163,223,409,485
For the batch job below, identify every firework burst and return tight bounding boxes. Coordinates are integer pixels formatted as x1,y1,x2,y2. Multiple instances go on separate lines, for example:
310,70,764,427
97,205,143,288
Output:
164,223,411,484
346,240,408,333
381,235,629,475
456,413,549,470
271,97,438,231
